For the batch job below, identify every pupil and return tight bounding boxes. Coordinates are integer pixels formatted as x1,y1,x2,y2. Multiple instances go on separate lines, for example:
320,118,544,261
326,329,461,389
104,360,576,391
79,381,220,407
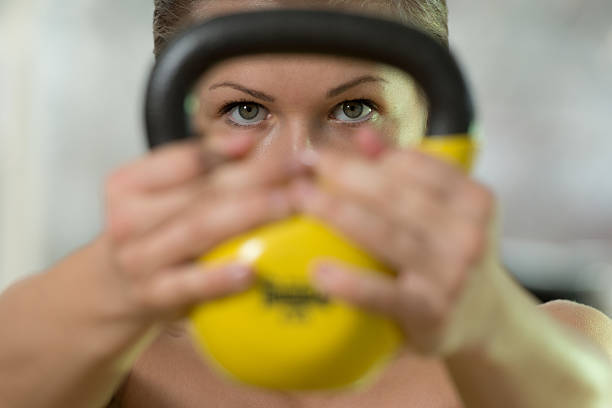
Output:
239,104,259,120
343,102,363,119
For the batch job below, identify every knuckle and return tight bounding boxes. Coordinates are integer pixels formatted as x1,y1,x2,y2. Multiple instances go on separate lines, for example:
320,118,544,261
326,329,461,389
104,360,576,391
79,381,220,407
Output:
211,165,241,189
129,284,161,315
184,202,225,246
391,230,419,267
405,192,437,220
466,183,495,217
427,296,451,327
457,224,486,264
115,245,145,277
185,198,248,248
446,267,471,303
104,169,130,198
251,189,289,221
105,202,134,243
177,215,206,246
249,190,274,214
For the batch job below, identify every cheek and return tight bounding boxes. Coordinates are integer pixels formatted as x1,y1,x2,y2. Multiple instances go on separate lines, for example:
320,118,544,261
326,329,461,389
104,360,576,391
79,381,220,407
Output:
394,114,426,147
381,100,427,148
380,74,428,147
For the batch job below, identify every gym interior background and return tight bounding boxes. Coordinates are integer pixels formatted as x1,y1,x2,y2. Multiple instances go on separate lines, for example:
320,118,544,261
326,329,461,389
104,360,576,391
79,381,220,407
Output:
1,0,611,313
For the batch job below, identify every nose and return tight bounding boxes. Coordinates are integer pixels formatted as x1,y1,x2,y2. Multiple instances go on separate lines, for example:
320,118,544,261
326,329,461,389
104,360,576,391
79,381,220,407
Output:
263,118,317,162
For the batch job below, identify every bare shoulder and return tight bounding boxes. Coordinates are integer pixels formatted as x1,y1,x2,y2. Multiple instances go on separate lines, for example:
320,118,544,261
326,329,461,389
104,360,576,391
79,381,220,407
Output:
539,299,612,358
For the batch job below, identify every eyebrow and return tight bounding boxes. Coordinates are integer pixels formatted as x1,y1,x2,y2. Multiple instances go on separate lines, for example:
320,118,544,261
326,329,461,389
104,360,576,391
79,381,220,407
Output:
208,75,387,102
208,82,275,102
326,75,387,98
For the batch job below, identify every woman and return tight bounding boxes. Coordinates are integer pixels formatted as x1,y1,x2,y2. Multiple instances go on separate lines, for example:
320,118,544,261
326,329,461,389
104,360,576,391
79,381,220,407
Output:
0,0,611,407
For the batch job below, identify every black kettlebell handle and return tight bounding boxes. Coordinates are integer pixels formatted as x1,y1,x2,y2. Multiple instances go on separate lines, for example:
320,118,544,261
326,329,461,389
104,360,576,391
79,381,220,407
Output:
145,9,474,149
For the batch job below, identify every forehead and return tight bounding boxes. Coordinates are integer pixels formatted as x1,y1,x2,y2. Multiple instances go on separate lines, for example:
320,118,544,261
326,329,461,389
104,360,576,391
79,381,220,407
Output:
196,54,398,106
192,0,396,22
202,54,382,82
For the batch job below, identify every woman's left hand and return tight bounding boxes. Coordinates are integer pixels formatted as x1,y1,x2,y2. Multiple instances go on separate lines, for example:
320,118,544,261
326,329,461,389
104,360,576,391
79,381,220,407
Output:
290,133,502,356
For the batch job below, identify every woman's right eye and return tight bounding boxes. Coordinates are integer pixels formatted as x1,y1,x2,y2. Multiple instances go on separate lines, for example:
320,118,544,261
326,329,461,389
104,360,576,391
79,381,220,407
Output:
225,102,269,127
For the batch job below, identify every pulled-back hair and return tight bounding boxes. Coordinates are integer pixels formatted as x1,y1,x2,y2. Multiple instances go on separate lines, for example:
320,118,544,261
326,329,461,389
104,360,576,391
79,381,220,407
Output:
152,0,448,57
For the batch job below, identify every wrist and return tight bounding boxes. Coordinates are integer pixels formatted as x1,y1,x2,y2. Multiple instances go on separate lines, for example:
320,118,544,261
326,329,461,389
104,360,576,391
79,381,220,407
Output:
436,259,508,355
0,237,161,408
47,235,160,361
446,268,612,407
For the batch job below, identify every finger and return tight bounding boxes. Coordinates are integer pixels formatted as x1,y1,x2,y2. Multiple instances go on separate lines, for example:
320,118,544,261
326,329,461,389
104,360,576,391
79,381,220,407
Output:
209,153,306,191
298,180,483,287
313,153,451,237
381,148,464,199
106,177,210,243
381,150,495,225
320,153,492,250
311,261,401,319
448,180,496,225
396,269,451,353
290,179,423,270
316,150,388,198
107,137,297,244
312,262,448,353
313,151,401,221
135,262,254,319
109,156,304,245
109,135,255,194
116,188,292,276
202,130,257,160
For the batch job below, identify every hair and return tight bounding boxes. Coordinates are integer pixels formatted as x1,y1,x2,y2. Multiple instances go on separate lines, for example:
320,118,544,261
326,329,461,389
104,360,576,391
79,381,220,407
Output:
152,0,448,57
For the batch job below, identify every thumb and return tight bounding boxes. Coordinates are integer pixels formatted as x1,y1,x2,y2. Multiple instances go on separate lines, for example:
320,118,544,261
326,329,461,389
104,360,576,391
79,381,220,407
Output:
139,263,254,319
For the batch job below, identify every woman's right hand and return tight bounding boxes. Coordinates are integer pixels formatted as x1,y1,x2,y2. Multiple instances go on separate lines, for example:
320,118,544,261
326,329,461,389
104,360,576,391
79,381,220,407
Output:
102,134,295,325
0,135,298,408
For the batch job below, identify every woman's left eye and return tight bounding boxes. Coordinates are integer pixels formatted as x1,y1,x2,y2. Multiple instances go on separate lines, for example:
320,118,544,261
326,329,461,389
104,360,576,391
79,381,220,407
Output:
331,100,375,123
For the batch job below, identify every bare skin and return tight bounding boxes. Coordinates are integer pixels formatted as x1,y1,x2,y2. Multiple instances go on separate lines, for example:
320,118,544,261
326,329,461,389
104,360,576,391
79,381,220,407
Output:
119,301,612,408
0,1,611,408
119,322,464,408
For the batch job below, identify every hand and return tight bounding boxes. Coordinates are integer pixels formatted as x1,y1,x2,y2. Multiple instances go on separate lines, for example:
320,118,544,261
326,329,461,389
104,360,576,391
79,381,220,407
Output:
290,131,500,355
102,134,297,323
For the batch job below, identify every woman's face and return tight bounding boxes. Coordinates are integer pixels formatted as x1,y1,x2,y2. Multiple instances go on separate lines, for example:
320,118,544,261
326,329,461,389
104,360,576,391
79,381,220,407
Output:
189,0,428,158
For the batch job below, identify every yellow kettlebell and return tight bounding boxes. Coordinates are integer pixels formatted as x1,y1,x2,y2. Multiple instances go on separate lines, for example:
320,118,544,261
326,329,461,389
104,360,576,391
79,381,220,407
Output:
191,216,401,389
145,10,476,391
189,136,474,390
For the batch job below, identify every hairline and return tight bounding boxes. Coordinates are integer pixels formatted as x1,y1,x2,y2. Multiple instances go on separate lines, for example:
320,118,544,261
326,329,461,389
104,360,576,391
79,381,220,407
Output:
153,0,448,57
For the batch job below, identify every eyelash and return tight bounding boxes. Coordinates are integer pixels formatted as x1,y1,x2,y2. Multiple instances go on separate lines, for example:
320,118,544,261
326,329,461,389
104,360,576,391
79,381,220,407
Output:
217,98,380,127
328,98,379,124
218,99,253,115
216,99,256,128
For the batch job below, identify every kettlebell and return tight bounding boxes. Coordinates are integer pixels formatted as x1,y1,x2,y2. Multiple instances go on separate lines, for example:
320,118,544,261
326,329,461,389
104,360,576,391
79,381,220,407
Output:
145,9,476,390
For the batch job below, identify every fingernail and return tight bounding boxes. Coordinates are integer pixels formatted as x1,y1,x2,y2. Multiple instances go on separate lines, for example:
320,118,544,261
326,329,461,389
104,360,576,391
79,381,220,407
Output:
228,263,252,283
312,263,342,291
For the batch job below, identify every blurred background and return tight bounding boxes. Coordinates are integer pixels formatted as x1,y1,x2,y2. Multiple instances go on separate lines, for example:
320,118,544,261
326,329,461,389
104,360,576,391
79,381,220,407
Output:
1,0,611,313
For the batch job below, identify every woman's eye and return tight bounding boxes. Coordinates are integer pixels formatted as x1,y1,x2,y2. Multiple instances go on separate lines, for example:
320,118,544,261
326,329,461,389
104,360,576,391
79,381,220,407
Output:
227,103,269,126
331,100,374,123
